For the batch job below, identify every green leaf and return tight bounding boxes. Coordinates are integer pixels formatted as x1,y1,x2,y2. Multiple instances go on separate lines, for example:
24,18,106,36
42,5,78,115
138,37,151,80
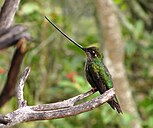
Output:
20,2,40,15
133,20,144,40
125,40,137,57
143,117,153,127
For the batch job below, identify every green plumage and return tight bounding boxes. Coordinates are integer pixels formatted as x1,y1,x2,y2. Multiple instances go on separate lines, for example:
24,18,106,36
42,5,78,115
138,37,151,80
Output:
45,16,122,114
92,58,113,89
84,47,122,113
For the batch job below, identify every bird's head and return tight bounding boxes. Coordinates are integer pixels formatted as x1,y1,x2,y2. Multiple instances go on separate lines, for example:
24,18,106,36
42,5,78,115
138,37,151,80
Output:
83,47,103,59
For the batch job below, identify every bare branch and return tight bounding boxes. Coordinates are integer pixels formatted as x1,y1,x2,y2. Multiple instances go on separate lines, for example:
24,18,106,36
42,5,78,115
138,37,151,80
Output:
0,67,115,128
0,25,31,50
0,89,114,128
0,39,27,107
0,0,21,31
30,89,95,111
0,114,10,125
17,67,31,108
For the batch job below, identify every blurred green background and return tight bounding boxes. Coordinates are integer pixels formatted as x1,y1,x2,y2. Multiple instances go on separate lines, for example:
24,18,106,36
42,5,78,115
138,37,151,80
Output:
0,0,153,128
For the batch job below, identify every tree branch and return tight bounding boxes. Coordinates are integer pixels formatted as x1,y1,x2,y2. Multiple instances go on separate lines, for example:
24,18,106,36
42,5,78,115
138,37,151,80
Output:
0,0,21,31
0,67,115,128
30,89,95,111
0,25,31,50
17,67,30,108
0,39,27,107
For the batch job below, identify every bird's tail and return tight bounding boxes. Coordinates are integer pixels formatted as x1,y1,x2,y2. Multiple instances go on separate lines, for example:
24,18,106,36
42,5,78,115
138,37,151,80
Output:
108,96,123,114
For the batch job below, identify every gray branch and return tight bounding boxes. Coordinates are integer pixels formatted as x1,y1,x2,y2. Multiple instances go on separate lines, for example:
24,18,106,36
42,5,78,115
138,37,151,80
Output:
0,67,115,128
0,25,31,50
17,67,31,108
30,89,94,111
0,0,21,31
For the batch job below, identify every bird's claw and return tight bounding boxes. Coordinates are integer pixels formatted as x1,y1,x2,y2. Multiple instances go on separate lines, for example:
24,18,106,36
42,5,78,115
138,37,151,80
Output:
90,87,98,93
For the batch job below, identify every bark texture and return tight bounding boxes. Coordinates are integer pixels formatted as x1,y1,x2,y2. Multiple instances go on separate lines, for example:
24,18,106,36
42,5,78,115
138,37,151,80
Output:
0,0,30,107
95,0,142,128
0,39,27,107
0,0,21,31
0,67,116,128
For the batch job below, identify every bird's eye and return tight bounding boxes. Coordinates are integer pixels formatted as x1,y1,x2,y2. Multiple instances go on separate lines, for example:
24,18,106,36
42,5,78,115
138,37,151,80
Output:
92,50,97,57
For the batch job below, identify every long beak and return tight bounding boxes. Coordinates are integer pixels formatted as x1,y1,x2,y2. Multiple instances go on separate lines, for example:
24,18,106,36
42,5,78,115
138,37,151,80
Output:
45,16,85,51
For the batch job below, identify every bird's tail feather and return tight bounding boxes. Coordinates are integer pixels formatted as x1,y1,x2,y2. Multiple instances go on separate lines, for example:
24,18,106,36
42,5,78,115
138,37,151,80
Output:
108,99,123,114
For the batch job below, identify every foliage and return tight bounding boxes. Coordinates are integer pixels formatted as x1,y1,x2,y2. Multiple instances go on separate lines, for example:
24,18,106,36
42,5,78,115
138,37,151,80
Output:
0,0,153,127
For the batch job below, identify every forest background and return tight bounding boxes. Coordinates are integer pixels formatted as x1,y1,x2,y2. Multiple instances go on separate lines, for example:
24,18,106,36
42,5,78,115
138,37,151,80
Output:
0,0,153,128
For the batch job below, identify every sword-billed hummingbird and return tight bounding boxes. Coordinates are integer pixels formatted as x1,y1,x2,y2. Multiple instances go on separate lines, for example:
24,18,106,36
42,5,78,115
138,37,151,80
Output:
45,16,122,113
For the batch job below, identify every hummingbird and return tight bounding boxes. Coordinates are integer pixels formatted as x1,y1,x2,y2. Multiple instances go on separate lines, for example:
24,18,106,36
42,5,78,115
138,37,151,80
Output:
45,16,122,113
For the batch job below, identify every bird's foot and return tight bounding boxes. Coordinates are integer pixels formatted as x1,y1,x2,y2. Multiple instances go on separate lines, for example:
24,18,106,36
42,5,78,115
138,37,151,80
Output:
90,87,98,93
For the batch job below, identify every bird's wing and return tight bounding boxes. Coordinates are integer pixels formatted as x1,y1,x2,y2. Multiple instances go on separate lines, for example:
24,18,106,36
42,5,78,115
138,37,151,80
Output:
88,61,122,113
88,62,106,94
86,65,96,88
102,64,113,89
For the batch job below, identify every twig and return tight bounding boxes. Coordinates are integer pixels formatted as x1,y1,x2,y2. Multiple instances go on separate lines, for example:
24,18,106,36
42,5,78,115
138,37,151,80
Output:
0,67,115,128
17,67,31,108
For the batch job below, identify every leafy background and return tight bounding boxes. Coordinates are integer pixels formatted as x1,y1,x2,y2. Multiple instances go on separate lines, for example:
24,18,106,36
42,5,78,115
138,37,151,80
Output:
0,0,153,127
